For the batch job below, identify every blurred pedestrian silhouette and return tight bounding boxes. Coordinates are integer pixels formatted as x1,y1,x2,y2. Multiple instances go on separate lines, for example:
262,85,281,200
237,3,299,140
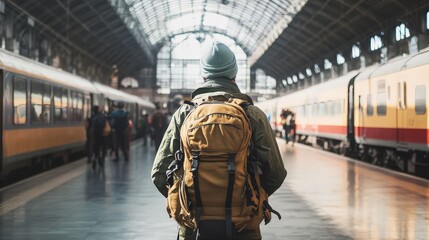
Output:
110,102,129,162
151,104,167,150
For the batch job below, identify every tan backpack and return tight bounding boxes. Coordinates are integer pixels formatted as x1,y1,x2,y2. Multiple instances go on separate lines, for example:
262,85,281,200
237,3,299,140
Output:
166,96,280,239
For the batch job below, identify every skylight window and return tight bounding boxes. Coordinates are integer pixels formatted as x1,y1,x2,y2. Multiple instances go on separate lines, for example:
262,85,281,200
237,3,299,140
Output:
292,75,298,83
427,11,429,30
266,76,277,89
157,33,249,93
352,44,360,58
314,64,321,73
395,23,410,41
282,79,287,86
370,35,383,51
203,13,229,30
324,59,332,69
167,13,202,33
337,54,345,65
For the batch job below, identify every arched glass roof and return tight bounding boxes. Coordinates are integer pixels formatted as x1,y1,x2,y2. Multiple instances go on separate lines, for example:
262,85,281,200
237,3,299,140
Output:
124,0,307,62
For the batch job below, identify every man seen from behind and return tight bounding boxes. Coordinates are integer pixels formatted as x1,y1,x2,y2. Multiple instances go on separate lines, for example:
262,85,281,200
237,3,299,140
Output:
151,41,287,240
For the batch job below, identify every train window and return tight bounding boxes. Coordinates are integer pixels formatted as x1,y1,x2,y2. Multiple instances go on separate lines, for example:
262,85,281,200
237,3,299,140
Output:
312,103,318,116
31,82,42,123
327,101,334,116
13,78,27,125
83,97,90,120
53,87,68,123
306,104,311,117
298,105,305,117
53,87,62,122
377,80,387,116
367,95,373,116
334,100,341,115
70,91,77,121
71,91,83,122
70,91,83,122
377,92,387,116
415,85,426,115
62,89,68,121
31,82,51,124
77,92,84,121
319,102,327,116
42,84,52,123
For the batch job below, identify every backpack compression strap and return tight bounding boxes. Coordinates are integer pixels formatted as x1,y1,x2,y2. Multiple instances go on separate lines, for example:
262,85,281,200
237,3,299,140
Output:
191,152,236,240
190,151,203,226
225,153,236,240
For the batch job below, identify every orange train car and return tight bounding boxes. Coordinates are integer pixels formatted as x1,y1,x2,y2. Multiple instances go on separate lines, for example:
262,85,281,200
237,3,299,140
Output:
0,49,155,185
256,49,429,178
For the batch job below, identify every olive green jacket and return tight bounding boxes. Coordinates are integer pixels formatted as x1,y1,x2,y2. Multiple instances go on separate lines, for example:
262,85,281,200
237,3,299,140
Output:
151,78,287,198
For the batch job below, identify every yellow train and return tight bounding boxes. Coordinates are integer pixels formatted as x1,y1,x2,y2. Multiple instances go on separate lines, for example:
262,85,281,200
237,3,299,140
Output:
1,49,155,185
256,49,429,179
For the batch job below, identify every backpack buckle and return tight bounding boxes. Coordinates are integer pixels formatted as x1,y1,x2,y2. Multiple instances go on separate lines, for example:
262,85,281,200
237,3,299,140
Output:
191,159,199,172
227,153,236,174
191,152,199,172
174,150,184,162
227,161,235,173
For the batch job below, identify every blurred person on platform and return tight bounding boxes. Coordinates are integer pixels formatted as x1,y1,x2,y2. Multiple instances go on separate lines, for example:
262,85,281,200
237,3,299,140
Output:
110,102,129,162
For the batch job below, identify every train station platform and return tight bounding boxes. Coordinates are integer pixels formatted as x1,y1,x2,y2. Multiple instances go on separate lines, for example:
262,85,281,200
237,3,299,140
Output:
0,139,428,240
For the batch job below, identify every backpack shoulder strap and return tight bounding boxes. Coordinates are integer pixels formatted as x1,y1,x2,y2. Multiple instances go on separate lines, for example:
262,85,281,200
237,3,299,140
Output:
227,92,254,105
166,100,196,186
227,97,251,108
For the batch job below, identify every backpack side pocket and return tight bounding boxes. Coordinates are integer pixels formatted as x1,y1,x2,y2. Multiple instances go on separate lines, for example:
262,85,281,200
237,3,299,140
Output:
166,178,196,229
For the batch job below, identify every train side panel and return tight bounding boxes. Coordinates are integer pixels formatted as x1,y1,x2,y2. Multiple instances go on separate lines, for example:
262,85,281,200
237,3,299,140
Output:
3,127,85,160
354,57,429,152
270,71,358,145
353,51,429,177
397,65,429,151
354,73,399,147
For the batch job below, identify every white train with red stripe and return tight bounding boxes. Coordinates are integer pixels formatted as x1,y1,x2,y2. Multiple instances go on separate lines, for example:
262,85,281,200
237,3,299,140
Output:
256,49,429,179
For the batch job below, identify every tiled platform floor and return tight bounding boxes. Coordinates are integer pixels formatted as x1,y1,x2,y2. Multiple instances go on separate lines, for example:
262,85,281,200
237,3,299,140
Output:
0,139,428,240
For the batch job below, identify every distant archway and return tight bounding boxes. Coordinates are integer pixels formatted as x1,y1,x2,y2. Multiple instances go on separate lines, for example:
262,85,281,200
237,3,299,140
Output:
156,33,249,95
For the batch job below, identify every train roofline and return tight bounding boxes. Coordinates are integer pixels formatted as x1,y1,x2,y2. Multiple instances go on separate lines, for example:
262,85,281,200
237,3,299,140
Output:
92,82,155,109
0,48,98,93
356,48,429,82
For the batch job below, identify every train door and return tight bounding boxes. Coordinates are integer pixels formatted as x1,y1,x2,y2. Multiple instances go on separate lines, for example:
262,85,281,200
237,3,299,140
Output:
356,94,364,141
347,77,356,144
397,81,407,143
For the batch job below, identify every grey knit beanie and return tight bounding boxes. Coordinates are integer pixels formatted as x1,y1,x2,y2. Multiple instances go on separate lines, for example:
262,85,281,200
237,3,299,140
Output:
200,41,238,80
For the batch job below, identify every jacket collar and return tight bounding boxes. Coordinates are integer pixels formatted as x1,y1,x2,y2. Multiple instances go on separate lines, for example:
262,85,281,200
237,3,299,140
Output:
191,78,241,98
